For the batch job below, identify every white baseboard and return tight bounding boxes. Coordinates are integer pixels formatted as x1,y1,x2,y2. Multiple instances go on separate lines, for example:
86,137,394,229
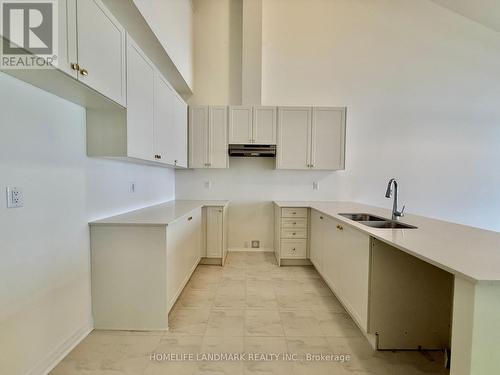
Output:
28,319,93,375
228,248,274,253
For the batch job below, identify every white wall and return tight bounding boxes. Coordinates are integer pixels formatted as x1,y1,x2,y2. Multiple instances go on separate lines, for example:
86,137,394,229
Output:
0,73,175,375
177,0,500,250
176,158,342,249
262,0,500,231
134,0,194,89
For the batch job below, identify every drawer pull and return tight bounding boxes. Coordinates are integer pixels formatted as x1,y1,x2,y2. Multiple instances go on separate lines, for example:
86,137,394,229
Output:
320,216,323,220
293,222,297,225
292,232,296,235
336,225,343,230
292,248,296,251
188,217,193,221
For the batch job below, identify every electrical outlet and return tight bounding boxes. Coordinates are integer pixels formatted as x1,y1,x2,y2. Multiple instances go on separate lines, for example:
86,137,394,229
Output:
251,240,260,248
313,181,319,190
6,187,23,208
204,181,211,189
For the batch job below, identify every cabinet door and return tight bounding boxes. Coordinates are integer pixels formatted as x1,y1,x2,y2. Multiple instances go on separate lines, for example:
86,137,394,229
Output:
229,106,252,144
206,207,223,258
154,73,175,164
311,107,346,170
189,106,209,168
209,106,228,168
277,107,312,169
173,96,188,168
57,0,78,78
76,0,126,106
253,106,277,145
322,216,341,292
126,38,154,161
310,210,324,274
336,223,370,332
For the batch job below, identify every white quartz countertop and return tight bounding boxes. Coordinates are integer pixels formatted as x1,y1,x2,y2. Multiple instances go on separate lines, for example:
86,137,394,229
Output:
275,201,500,283
90,200,228,226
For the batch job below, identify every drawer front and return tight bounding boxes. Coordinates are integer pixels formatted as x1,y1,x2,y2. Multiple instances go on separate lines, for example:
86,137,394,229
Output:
282,218,308,229
281,207,308,218
281,239,307,258
281,228,308,239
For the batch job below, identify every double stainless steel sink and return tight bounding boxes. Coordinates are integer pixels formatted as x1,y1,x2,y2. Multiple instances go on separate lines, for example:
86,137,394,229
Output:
338,213,417,229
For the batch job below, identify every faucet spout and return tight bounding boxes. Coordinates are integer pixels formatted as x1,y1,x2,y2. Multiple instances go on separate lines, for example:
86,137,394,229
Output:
385,178,405,220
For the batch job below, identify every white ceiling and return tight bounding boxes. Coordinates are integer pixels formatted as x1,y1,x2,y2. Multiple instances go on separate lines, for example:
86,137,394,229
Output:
430,0,500,32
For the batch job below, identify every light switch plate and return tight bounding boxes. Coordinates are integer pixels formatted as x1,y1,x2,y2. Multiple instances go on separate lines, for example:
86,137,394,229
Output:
6,187,23,208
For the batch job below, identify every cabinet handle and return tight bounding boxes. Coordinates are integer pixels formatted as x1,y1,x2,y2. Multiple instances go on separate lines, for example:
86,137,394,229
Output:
293,222,297,225
292,212,296,215
188,217,193,221
80,68,88,76
292,248,296,251
70,62,80,71
336,225,344,231
320,216,323,220
292,232,296,235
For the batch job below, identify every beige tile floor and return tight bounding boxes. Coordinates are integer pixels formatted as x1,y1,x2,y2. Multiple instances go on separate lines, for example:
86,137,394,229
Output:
51,251,449,375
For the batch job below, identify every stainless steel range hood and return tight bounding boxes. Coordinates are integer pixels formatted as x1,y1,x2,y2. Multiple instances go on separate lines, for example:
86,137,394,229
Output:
228,144,276,157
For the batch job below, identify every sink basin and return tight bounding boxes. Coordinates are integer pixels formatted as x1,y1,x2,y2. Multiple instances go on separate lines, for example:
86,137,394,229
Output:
338,213,386,222
338,213,417,229
360,220,417,229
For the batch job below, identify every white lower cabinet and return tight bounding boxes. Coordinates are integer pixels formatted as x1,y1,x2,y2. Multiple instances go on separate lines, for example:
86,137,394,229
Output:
203,206,228,265
90,208,202,331
274,205,309,265
310,211,370,332
167,209,202,311
310,210,325,273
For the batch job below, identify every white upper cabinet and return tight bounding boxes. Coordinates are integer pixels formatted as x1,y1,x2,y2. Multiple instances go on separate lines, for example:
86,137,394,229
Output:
173,96,188,168
126,37,155,161
189,106,209,168
87,35,188,168
189,106,228,169
154,73,175,164
228,106,277,145
311,107,346,170
76,0,126,106
209,106,229,168
277,107,312,169
277,106,346,170
229,106,253,144
253,106,277,144
57,0,78,79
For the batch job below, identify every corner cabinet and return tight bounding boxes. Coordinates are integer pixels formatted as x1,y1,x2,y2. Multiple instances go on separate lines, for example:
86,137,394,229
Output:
277,107,346,170
228,106,277,145
86,35,188,168
189,106,228,169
